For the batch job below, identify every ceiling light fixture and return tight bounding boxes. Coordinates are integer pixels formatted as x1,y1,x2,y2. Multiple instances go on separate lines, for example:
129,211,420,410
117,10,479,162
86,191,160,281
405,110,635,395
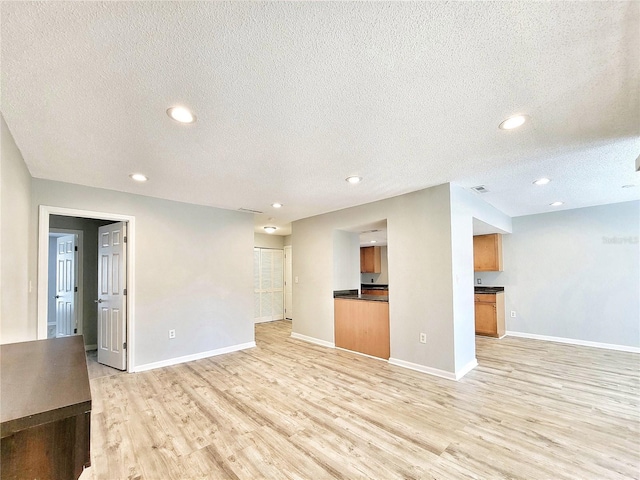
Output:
533,178,551,185
129,173,148,182
550,201,564,207
346,176,362,184
167,106,196,124
499,115,527,130
370,240,377,243
264,226,277,234
271,203,283,208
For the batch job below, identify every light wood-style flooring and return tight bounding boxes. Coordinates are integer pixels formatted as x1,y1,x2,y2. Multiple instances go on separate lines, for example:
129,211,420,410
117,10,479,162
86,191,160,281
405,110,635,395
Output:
81,320,640,479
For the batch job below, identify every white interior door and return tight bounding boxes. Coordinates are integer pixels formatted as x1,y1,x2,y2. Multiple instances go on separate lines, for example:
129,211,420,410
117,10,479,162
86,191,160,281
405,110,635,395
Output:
284,246,293,320
97,222,127,370
55,235,76,336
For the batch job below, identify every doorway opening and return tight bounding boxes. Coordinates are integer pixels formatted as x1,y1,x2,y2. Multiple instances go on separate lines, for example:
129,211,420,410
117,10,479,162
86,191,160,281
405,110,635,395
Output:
37,206,136,372
47,228,83,339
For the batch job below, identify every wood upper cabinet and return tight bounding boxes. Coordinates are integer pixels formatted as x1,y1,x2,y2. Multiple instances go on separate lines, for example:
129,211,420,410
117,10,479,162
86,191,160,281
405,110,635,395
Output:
360,246,381,273
474,292,505,337
473,234,503,271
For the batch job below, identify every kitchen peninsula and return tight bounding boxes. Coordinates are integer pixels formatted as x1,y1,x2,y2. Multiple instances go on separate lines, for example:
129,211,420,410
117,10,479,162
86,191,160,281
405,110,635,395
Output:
334,290,390,359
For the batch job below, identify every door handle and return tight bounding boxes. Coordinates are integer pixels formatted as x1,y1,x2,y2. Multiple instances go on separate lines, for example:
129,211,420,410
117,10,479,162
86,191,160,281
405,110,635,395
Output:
94,299,103,303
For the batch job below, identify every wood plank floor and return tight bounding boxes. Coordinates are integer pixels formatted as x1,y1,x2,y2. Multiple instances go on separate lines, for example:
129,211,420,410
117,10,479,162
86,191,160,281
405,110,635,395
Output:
80,320,640,479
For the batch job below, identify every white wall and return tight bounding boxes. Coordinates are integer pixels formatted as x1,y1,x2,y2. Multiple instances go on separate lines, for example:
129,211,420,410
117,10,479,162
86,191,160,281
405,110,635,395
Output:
333,230,360,290
292,183,511,378
254,232,285,249
477,201,640,348
28,179,256,368
1,115,33,343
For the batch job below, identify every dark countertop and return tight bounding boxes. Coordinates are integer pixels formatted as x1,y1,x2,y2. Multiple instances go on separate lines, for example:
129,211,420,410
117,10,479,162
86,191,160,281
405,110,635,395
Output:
1,335,92,437
336,294,389,303
475,286,504,294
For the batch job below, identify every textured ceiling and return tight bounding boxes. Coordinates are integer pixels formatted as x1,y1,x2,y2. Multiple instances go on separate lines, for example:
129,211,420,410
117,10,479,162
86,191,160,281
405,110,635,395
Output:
2,2,639,236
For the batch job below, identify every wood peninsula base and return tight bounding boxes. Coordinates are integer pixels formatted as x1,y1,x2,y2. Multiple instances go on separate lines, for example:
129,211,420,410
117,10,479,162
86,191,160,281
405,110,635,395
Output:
334,298,390,359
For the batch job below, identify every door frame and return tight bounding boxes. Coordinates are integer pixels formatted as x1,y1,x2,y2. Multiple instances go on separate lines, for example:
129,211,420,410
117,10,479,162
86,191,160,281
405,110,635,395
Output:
49,229,84,338
37,205,136,372
284,245,292,320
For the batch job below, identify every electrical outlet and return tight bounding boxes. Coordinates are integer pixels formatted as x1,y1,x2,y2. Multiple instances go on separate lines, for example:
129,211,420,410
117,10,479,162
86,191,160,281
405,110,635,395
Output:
169,329,176,339
510,311,516,318
477,278,482,285
419,333,427,344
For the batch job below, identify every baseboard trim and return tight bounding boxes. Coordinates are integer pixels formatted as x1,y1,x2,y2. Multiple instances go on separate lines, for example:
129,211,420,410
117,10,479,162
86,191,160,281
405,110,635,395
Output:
388,357,458,381
290,332,335,349
132,341,256,373
506,331,640,353
84,344,97,351
335,346,387,362
455,358,478,380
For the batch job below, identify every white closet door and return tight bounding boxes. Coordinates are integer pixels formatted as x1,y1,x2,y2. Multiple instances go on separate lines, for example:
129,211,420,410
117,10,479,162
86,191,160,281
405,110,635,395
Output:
272,249,284,318
253,249,261,319
254,248,285,323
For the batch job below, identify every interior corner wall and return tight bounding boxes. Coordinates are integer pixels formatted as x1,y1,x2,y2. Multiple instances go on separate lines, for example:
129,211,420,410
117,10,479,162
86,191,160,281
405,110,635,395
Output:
292,184,459,374
1,115,33,344
332,230,360,290
29,179,255,368
254,232,285,249
449,184,512,372
477,201,640,348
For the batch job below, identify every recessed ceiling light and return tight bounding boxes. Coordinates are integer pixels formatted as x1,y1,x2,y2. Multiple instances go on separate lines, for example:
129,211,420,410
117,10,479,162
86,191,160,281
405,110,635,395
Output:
264,226,277,234
550,201,564,207
499,115,527,130
346,176,362,184
167,106,196,124
271,203,283,208
533,178,551,186
370,240,377,243
129,173,148,182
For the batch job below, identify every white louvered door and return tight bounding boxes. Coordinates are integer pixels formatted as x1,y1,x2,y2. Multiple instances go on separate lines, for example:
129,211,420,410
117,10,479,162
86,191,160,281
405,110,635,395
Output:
254,248,284,323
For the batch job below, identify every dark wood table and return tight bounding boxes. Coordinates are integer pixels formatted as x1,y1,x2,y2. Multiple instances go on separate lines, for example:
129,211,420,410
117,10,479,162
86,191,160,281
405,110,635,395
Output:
1,335,92,480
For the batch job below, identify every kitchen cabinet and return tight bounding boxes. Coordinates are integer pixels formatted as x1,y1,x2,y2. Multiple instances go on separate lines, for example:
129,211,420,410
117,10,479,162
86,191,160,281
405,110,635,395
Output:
360,246,381,273
474,292,505,337
473,234,503,271
361,289,388,296
334,298,389,359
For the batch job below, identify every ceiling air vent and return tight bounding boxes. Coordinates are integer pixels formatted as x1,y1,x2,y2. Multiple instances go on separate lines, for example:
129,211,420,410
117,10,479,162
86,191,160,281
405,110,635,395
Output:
238,208,263,214
471,185,490,194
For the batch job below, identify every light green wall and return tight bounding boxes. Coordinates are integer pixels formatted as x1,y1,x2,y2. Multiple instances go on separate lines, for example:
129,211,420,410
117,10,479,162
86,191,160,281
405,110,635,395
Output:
477,201,640,348
30,179,256,367
254,232,285,249
1,115,33,343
